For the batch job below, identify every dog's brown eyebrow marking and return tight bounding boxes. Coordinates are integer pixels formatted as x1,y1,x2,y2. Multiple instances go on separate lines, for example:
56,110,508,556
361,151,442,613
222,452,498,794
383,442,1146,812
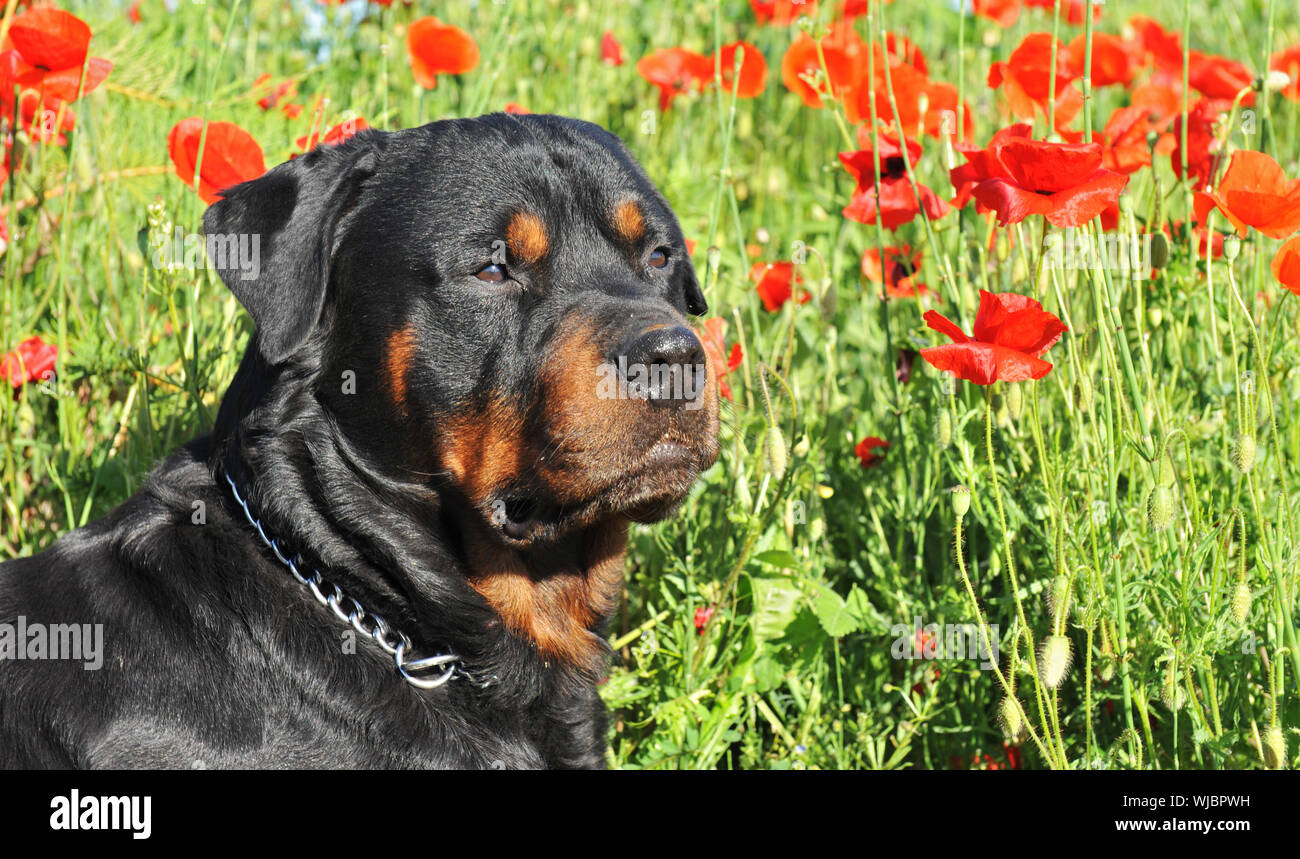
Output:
385,324,418,414
611,199,646,243
506,211,549,264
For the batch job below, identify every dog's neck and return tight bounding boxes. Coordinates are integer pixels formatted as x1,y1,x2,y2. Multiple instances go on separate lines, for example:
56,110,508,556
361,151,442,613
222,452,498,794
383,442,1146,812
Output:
211,347,627,684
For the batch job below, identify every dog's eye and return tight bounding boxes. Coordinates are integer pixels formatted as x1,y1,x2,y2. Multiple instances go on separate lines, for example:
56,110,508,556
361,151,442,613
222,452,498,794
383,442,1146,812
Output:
648,248,670,269
476,263,507,283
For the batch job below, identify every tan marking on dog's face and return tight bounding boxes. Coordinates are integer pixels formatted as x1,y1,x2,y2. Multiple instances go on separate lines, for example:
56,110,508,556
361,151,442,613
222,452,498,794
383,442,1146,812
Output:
466,519,627,673
611,200,646,243
506,211,549,264
385,325,419,414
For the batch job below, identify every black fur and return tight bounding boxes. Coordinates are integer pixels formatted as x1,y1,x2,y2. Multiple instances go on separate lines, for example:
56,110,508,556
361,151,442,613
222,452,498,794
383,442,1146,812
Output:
0,114,718,769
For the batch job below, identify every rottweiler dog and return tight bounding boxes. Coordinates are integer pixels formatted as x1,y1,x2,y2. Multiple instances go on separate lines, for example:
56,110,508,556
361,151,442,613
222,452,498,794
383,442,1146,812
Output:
0,114,720,768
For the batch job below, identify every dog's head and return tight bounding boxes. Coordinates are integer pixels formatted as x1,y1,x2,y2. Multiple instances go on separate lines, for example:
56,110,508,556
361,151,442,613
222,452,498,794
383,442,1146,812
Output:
206,114,720,548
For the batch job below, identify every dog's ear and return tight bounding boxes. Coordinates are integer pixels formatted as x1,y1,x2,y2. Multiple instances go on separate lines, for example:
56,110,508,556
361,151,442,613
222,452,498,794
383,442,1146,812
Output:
683,264,708,316
203,132,384,364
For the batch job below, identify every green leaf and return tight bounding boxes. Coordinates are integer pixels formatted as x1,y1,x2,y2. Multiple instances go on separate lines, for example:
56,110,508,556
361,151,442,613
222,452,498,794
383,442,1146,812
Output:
813,583,864,638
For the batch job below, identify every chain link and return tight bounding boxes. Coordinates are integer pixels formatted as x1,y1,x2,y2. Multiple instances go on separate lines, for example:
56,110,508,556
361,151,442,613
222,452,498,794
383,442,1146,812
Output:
224,471,494,690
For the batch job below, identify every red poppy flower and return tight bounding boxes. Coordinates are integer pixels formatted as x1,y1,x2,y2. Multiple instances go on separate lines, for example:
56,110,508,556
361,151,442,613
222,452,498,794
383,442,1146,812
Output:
780,32,856,108
4,8,112,102
840,130,952,230
693,605,715,634
1272,236,1300,295
1129,15,1183,76
1,335,57,388
949,122,1032,211
974,0,1021,27
855,436,890,468
17,90,76,144
1171,99,1222,191
1066,32,1138,87
750,0,818,25
698,317,744,400
717,41,767,99
253,74,297,112
601,31,624,67
1188,51,1254,105
988,34,1083,129
1193,150,1300,240
406,17,479,90
1094,106,1156,175
637,47,712,111
967,137,1129,228
921,290,1068,385
168,118,267,205
852,58,972,140
862,244,934,300
1270,46,1300,102
296,116,369,153
503,102,530,115
751,261,812,312
1130,80,1184,126
1024,0,1098,25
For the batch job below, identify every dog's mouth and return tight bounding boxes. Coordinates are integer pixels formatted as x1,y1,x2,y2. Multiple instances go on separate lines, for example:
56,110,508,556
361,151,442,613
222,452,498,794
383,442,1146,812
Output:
485,437,716,545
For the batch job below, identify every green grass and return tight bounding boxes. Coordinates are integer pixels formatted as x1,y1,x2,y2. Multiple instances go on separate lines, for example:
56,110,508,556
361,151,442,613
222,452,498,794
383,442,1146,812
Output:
3,0,1299,769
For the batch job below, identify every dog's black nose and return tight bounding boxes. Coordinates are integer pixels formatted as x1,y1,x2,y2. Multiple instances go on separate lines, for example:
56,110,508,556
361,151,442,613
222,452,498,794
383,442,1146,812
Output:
617,325,707,406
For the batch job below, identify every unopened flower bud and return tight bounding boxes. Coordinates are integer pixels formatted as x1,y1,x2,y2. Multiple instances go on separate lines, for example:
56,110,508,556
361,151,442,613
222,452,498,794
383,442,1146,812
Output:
1039,634,1073,690
1149,231,1170,270
1147,485,1174,530
936,409,953,449
1262,724,1286,769
1004,383,1023,421
764,426,787,480
1232,433,1256,474
998,697,1026,744
1231,581,1251,624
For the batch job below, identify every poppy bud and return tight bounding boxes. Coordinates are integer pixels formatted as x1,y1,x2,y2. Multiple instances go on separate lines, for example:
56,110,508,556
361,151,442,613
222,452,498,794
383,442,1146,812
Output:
764,426,787,480
950,485,971,520
735,471,752,510
1145,129,1160,151
1039,634,1073,690
1149,231,1169,270
1148,306,1163,328
1048,574,1071,622
995,231,1011,264
1223,235,1241,262
1004,383,1023,421
1073,376,1093,412
793,434,810,458
1231,581,1251,624
1147,485,1174,530
935,409,953,449
1160,659,1184,711
809,517,825,541
1232,433,1256,474
1262,724,1286,769
1099,631,1116,683
998,697,1026,744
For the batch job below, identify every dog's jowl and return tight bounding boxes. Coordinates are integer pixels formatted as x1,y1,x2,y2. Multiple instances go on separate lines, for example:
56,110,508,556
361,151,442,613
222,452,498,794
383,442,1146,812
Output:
0,114,719,769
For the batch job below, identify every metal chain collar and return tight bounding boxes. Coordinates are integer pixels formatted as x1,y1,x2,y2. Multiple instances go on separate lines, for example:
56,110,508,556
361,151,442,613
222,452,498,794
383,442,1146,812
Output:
223,471,493,690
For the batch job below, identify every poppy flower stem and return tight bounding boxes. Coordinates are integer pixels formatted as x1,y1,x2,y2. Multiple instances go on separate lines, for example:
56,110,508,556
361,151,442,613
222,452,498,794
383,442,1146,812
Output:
873,8,960,317
983,385,1066,766
952,505,1056,767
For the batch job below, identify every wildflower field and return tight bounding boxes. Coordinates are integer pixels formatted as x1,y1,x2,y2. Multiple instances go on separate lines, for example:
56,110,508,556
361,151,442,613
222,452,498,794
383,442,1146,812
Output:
3,0,1300,771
